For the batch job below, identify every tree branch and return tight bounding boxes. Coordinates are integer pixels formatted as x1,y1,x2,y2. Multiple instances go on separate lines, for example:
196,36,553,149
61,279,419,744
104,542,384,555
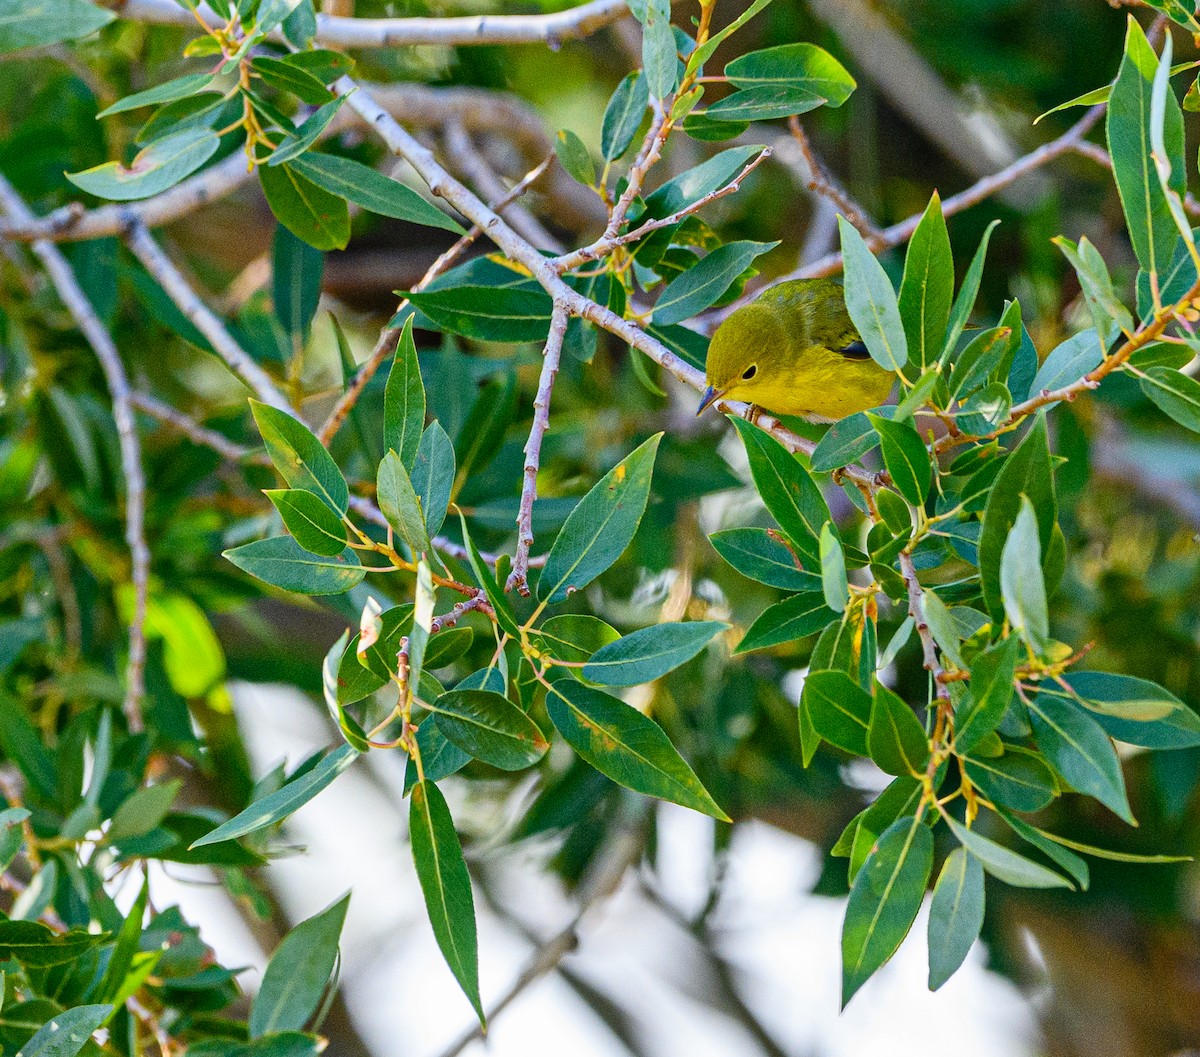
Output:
0,175,150,732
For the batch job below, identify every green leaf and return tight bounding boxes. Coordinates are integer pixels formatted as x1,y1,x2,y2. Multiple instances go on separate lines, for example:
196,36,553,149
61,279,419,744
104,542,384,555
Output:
290,152,464,234
250,894,349,1037
708,528,820,591
403,286,553,343
804,670,872,755
956,382,1011,435
736,591,832,653
899,192,954,370
868,414,930,505
838,216,908,372
1000,497,1049,655
224,536,365,595
868,683,929,776
191,744,360,847
841,816,932,1005
944,815,1072,888
927,848,985,991
96,878,149,1004
1058,671,1200,747
954,636,1019,755
276,49,354,84
963,746,1057,812
537,434,661,603
653,241,777,325
108,780,182,842
413,423,455,537
582,621,726,685
378,450,433,560
532,614,621,662
381,316,426,472
272,225,323,352
920,589,964,668
809,407,893,471
1031,828,1191,864
554,128,595,186
641,0,677,101
255,0,302,33
687,0,775,70
1140,366,1200,432
0,0,112,52
1108,16,1186,277
251,400,348,513
642,145,763,220
426,689,548,770
996,809,1090,889
67,128,219,202
97,73,214,118
267,97,347,167
1028,693,1133,823
942,220,1001,361
259,162,350,251
543,675,729,820
725,42,854,104
251,55,335,105
704,85,827,122
322,631,369,751
266,489,347,557
1027,330,1103,402
819,522,848,613
601,72,649,161
1053,236,1133,345
0,921,105,967
13,1004,111,1057
978,416,1055,620
409,780,483,1025
0,807,29,871
731,417,829,564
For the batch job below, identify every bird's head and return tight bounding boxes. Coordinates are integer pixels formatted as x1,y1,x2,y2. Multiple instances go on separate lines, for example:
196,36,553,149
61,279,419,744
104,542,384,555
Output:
697,302,788,415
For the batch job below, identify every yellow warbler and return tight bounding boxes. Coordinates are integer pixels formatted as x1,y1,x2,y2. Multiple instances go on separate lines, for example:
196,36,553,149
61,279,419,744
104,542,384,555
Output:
697,278,896,422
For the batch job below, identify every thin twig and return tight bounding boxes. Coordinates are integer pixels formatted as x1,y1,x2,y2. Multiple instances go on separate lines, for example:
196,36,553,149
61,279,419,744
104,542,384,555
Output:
787,118,881,240
0,175,149,732
507,305,569,595
131,391,262,462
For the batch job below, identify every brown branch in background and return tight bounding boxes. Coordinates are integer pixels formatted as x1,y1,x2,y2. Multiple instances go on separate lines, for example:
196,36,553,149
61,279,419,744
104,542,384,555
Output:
115,0,632,49
786,118,881,240
123,221,292,412
131,391,262,463
0,175,149,732
508,305,569,595
317,154,556,446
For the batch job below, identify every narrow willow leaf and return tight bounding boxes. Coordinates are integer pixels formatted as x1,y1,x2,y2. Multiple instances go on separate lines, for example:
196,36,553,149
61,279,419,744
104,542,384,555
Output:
868,414,931,506
1053,235,1133,344
641,0,677,101
1059,671,1200,747
267,96,347,166
996,809,1090,889
266,489,346,557
412,423,454,537
543,675,729,820
868,683,929,776
403,286,553,342
251,56,335,105
1027,330,1103,402
942,220,1001,361
809,406,893,471
381,319,424,472
0,0,113,52
537,434,661,603
1028,693,1133,823
927,848,985,990
1139,366,1200,432
410,780,483,1024
224,536,364,595
653,241,778,325
601,72,649,161
67,128,219,202
839,217,908,371
97,878,149,1002
532,614,621,662
13,1004,112,1057
920,589,964,668
259,162,350,251
425,689,548,770
687,0,775,70
272,225,323,352
250,401,348,512
944,815,1072,889
554,128,595,186
290,152,464,234
819,523,849,613
731,417,829,564
898,192,954,370
704,85,826,122
642,145,764,219
842,817,932,1005
250,894,349,1037
1000,498,1049,655
1033,828,1191,864
708,528,820,591
322,630,369,751
191,744,360,847
804,670,872,755
97,73,214,118
582,621,726,686
954,635,1019,753
724,42,855,104
735,591,832,653
378,450,432,560
963,746,1057,812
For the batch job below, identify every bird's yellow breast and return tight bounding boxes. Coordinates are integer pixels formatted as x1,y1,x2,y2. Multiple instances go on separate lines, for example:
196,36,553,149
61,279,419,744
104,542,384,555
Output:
741,343,896,422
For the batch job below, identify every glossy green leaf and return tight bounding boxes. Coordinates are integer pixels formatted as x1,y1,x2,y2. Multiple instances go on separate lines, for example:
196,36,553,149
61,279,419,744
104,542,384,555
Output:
996,809,1090,889
725,42,854,104
267,97,347,166
13,1004,111,1057
942,220,1001,362
1031,828,1191,864
403,286,553,342
1028,693,1133,823
804,670,872,755
927,848,985,991
0,0,113,52
426,689,548,770
191,744,360,847
251,56,335,105
582,621,726,686
704,85,826,122
250,894,349,1037
642,146,763,220
554,128,595,186
868,683,929,776
819,522,849,613
67,128,219,202
686,0,774,70
708,527,819,591
412,423,454,537
457,512,520,638
290,152,464,234
842,816,932,1005
1139,366,1200,432
537,434,661,603
378,450,433,560
898,192,954,370
653,241,777,325
259,162,350,251
266,489,347,557
1028,330,1103,402
944,815,1072,888
809,407,893,471
869,414,931,506
1000,498,1049,655
543,675,729,820
601,72,649,161
839,216,908,371
1058,671,1200,747
1054,235,1133,345
736,591,832,653
954,636,1019,754
641,0,677,101
252,400,348,512
97,73,214,118
532,614,621,662
409,780,483,1024
224,536,365,595
963,746,1057,812
0,921,106,966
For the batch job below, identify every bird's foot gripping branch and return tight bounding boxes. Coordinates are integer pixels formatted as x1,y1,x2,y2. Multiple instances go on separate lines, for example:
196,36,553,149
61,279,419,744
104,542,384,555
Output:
5,0,1200,1049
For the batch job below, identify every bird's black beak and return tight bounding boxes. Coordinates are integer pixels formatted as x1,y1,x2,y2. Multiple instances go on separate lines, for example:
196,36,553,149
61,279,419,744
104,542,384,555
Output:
696,385,724,416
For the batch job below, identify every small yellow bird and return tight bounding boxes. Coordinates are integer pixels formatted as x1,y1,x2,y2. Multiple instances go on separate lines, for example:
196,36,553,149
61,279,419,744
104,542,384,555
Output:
697,278,896,422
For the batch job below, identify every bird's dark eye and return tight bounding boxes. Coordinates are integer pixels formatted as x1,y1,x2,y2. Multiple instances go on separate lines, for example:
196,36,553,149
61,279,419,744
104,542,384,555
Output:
742,364,758,380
